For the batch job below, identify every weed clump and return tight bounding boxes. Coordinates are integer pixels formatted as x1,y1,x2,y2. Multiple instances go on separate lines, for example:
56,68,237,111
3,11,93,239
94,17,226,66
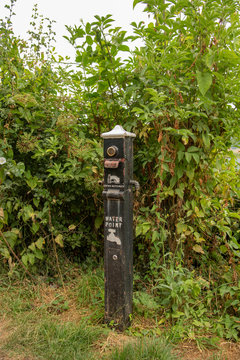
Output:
110,337,179,360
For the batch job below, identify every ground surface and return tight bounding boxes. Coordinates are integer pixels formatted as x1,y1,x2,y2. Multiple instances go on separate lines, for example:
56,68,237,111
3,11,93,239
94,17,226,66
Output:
174,341,240,360
1,317,240,359
0,275,240,360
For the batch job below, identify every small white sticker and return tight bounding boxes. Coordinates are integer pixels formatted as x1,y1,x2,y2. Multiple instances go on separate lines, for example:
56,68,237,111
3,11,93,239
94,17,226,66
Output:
107,229,121,246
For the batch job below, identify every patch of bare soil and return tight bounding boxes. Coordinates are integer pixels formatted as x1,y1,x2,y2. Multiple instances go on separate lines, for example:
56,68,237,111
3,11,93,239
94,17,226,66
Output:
174,340,240,360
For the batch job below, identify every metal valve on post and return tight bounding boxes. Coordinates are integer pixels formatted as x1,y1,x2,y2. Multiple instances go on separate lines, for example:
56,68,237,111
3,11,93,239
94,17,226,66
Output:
101,125,139,330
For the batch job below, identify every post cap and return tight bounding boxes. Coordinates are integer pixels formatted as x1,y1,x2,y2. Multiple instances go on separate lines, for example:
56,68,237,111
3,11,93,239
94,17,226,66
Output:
101,125,136,139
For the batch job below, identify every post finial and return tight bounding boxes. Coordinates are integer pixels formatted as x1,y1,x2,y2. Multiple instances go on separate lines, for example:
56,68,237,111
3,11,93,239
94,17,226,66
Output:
101,125,136,139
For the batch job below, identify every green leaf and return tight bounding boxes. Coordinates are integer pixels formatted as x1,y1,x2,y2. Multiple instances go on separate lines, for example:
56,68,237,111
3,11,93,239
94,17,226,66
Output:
193,244,204,254
229,239,240,250
29,243,36,251
205,51,214,69
86,35,93,45
187,146,199,153
195,207,204,218
176,223,187,234
228,212,240,220
192,153,200,163
133,0,142,9
28,253,35,265
176,167,184,179
196,71,212,96
22,205,35,222
33,198,40,208
162,163,169,172
22,254,28,266
172,311,185,318
202,133,210,148
3,231,18,247
178,151,184,161
142,222,151,235
186,169,194,180
68,224,76,231
170,176,177,188
185,152,192,163
36,237,45,250
136,222,151,237
98,81,109,93
26,177,38,190
85,22,91,34
119,45,130,52
55,234,64,247
1,248,10,259
95,216,103,230
152,231,160,242
175,188,184,199
220,245,228,254
85,75,98,87
34,249,44,260
31,222,39,234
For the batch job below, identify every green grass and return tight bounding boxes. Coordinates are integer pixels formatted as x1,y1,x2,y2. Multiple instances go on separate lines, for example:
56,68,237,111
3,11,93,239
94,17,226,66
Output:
76,267,104,306
0,266,236,360
75,267,105,322
0,269,108,359
109,337,180,360
3,316,107,360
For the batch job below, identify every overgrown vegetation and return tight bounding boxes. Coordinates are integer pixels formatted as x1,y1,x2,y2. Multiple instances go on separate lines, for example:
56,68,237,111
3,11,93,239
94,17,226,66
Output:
0,269,236,359
1,0,240,344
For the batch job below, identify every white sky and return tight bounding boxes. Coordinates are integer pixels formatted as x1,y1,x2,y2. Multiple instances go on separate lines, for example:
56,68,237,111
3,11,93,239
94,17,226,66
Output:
0,0,150,59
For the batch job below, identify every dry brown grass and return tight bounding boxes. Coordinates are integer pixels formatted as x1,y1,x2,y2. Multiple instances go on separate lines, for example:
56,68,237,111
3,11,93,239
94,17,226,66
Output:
96,331,135,357
174,340,240,360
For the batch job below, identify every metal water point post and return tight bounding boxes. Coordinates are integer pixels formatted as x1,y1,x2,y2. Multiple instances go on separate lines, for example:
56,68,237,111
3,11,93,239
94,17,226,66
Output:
101,125,139,330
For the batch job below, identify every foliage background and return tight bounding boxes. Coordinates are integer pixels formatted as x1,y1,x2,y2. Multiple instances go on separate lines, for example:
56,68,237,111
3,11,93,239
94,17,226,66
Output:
0,0,240,340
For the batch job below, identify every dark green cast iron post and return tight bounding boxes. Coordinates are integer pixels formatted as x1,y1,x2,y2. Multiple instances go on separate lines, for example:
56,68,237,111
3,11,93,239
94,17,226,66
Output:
101,125,138,330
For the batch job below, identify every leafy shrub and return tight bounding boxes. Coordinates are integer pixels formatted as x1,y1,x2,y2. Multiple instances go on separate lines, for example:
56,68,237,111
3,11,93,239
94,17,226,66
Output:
0,1,103,271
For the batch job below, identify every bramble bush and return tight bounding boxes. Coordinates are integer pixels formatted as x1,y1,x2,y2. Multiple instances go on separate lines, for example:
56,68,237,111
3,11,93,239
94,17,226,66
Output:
1,0,240,340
